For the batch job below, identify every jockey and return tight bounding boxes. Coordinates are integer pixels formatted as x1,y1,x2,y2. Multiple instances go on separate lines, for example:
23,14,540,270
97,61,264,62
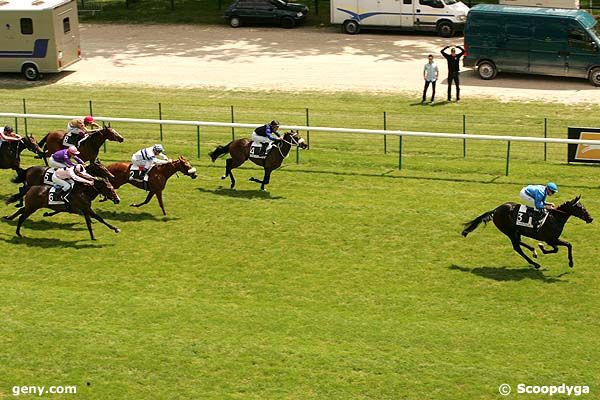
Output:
0,125,22,152
131,144,169,179
519,182,558,230
63,118,89,147
50,146,84,169
252,120,281,156
51,163,94,203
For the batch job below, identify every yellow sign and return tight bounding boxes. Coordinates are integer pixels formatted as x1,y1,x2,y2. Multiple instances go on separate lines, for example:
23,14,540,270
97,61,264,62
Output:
575,132,600,161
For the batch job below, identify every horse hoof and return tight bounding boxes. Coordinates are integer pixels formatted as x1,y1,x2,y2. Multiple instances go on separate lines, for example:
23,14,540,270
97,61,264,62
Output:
569,263,574,268
115,228,121,233
533,263,541,269
532,250,538,259
130,203,136,207
221,176,226,180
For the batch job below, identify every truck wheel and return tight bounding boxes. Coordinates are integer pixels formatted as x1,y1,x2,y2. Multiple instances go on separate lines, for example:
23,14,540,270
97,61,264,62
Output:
436,21,454,38
478,61,497,80
229,17,241,28
22,64,39,81
589,67,600,86
343,20,360,35
281,16,295,29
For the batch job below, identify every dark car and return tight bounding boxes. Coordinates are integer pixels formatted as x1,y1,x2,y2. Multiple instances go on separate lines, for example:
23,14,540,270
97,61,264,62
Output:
225,0,309,29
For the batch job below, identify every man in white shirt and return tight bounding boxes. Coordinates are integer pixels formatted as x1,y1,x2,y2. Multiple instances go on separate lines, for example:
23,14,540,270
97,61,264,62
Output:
422,54,439,104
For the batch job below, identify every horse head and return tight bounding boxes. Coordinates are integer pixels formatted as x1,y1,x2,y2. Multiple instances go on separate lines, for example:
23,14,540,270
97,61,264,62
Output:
176,156,197,179
21,134,44,156
87,159,115,180
93,177,120,204
99,123,124,143
558,196,593,223
283,130,308,149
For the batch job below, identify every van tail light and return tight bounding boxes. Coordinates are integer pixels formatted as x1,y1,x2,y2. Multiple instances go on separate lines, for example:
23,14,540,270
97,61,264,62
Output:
59,60,62,67
464,43,469,57
77,47,81,57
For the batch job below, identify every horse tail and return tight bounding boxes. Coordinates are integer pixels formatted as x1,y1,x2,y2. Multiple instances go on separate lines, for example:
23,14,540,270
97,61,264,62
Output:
209,143,231,162
11,168,27,184
461,210,495,237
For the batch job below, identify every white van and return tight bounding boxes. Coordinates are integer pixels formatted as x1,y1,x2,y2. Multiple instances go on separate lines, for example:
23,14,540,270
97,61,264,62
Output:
331,0,469,36
0,0,81,80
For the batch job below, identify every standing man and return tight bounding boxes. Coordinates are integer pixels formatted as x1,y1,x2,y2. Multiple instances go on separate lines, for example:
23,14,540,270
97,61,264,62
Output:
440,45,465,102
422,54,439,104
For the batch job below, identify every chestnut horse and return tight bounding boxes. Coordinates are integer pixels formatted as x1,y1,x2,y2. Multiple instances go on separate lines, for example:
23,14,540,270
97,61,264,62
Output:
0,135,44,173
38,124,124,164
106,156,197,216
7,160,115,208
208,130,308,191
462,196,593,269
3,178,121,240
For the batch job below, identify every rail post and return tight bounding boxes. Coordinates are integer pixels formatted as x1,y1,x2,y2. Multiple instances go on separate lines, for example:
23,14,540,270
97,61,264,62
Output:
305,107,310,148
383,111,387,154
197,126,200,160
398,135,403,170
159,103,163,142
22,99,28,136
505,141,511,176
544,118,547,162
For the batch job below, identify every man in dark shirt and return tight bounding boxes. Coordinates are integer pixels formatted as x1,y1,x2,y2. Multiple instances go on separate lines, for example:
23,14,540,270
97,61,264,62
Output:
440,45,465,102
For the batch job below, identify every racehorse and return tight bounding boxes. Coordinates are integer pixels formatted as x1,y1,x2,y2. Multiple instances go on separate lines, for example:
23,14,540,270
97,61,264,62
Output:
462,196,593,269
0,135,44,173
7,160,115,208
106,156,197,216
208,130,308,191
3,178,121,240
38,123,124,163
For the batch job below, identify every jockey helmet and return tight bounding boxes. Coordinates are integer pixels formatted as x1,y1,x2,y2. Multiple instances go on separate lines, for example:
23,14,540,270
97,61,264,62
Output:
153,144,164,153
269,120,280,128
84,115,95,124
546,182,558,193
4,125,14,133
67,146,80,155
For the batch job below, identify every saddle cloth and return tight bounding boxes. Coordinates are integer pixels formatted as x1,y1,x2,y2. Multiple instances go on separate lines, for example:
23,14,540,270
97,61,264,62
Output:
129,165,150,190
249,142,274,159
48,187,67,205
516,205,549,228
43,168,55,185
64,133,90,147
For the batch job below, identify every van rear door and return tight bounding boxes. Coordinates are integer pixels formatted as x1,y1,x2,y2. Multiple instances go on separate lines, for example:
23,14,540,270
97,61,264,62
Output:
401,0,414,27
54,2,80,69
529,17,568,76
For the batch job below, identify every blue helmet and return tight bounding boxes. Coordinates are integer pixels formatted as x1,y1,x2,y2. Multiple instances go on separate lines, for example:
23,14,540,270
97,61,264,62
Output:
153,144,164,153
547,182,558,193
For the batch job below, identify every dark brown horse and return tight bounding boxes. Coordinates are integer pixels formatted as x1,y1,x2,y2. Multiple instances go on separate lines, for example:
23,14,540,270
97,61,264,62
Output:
8,160,115,208
208,130,308,191
0,135,44,173
462,196,593,269
3,178,121,240
106,156,197,216
38,124,124,163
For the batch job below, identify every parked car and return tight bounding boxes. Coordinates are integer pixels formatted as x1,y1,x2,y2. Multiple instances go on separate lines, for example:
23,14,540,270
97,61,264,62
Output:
464,4,600,86
225,0,309,29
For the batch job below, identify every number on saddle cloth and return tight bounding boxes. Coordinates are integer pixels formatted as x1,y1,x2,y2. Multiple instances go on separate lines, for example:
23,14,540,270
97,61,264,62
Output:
129,166,146,182
250,142,273,159
43,168,55,185
64,133,80,146
48,186,68,205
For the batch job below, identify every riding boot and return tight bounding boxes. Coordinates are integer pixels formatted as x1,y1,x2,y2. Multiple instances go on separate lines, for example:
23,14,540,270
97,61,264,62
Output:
260,142,268,156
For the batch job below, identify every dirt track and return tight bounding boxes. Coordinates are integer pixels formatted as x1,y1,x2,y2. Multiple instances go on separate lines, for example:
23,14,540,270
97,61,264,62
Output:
39,24,600,103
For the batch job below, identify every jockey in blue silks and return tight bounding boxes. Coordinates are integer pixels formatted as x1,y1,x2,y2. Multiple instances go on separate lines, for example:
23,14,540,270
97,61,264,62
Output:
519,182,558,230
251,120,281,156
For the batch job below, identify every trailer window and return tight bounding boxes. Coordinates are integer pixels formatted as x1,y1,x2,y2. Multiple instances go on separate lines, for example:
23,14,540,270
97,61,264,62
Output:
403,0,412,4
63,17,71,33
20,18,33,35
419,0,444,7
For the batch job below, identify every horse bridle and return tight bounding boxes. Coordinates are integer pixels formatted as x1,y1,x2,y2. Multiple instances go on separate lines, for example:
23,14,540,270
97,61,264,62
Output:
276,133,301,158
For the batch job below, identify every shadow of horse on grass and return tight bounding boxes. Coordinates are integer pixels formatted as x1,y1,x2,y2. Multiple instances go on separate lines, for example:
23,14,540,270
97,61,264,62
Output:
449,264,566,283
0,235,108,249
197,187,285,200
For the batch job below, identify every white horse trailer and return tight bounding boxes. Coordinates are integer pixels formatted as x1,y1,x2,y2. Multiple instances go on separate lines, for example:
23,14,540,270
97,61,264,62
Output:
0,0,81,80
